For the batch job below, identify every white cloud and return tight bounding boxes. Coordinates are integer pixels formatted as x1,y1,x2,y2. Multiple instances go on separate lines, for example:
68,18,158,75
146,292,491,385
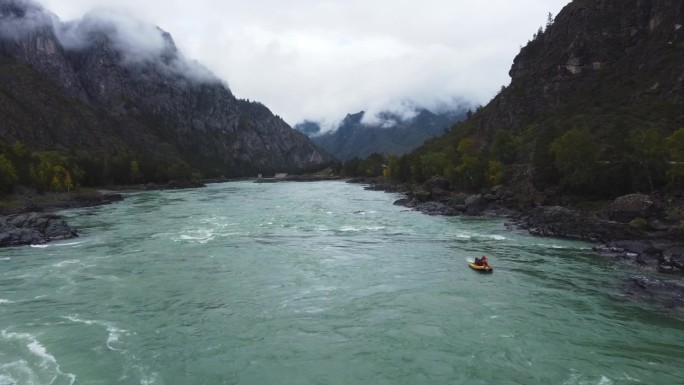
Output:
51,6,218,83
57,9,166,59
37,0,571,130
0,0,56,39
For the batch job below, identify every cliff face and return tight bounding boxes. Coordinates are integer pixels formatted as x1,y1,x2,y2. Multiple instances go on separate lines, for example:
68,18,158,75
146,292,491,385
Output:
0,0,84,98
396,0,684,198
475,0,684,134
0,0,330,177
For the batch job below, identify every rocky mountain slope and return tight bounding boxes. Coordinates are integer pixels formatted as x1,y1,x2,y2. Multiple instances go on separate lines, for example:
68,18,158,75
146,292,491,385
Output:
402,0,683,194
297,109,465,161
0,0,330,179
480,0,684,134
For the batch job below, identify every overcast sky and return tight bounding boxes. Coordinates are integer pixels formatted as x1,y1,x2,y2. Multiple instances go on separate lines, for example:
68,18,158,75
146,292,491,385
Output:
39,0,570,129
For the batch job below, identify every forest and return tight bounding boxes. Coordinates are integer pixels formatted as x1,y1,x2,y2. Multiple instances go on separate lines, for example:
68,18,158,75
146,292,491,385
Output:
0,140,198,195
340,125,684,198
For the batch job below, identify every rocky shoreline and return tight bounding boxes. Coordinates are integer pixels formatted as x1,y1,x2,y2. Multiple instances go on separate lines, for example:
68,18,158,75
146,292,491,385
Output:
352,176,684,313
0,179,212,247
0,187,124,247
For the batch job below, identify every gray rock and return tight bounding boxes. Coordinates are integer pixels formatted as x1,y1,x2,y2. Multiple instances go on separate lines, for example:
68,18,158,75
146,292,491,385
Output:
411,191,432,202
0,213,77,247
448,192,469,205
429,187,449,199
659,253,684,274
0,227,44,247
647,218,669,231
465,194,488,215
528,206,579,224
422,176,450,193
625,276,684,312
518,206,644,243
490,185,505,196
393,198,413,207
609,194,661,223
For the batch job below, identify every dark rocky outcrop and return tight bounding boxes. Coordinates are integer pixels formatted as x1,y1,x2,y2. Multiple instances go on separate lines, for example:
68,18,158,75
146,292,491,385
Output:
517,206,636,242
0,187,124,215
476,0,684,136
0,185,125,247
422,176,450,196
624,276,684,311
0,212,77,246
607,194,662,223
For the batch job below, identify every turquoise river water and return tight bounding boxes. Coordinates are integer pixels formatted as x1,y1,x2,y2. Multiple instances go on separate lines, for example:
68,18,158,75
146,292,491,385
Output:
1,181,683,385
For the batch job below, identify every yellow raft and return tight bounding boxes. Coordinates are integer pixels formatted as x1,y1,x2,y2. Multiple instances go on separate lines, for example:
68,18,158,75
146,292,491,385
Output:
468,262,493,273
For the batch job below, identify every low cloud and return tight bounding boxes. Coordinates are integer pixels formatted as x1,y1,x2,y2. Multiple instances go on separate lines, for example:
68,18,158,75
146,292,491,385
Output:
36,0,571,127
360,101,420,128
57,10,168,60
1,1,218,84
0,0,56,39
56,9,218,83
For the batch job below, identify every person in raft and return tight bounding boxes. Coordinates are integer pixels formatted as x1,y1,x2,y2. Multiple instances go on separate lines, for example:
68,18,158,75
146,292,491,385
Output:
474,255,490,267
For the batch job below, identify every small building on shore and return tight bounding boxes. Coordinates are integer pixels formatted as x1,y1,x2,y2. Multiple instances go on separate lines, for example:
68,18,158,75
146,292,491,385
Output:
256,172,288,183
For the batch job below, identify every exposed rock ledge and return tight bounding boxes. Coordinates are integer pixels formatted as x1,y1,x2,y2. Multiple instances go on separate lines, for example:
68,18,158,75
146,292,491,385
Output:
0,189,124,247
0,180,210,248
0,212,77,247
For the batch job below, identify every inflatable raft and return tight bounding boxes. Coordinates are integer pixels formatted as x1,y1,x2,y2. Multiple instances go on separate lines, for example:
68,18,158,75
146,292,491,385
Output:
468,262,493,273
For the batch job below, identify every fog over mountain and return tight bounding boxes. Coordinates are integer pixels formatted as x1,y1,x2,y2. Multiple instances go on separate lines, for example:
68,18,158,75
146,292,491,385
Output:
0,0,330,179
297,107,468,161
37,0,571,129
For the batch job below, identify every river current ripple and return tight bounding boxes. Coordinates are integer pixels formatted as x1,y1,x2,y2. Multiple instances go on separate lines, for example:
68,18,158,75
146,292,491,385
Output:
1,181,683,385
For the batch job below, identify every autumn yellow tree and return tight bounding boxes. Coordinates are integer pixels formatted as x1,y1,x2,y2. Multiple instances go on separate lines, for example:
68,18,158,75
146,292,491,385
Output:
29,152,81,192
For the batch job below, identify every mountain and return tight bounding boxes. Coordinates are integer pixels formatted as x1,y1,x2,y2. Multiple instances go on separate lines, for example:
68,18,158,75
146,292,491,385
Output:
0,0,330,183
296,108,466,161
395,0,684,197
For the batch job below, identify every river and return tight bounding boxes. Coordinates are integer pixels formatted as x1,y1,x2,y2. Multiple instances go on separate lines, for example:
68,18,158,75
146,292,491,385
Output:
1,181,682,385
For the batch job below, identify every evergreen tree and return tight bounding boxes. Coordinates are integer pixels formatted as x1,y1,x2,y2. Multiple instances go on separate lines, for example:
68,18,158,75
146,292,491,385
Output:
546,12,554,28
130,160,143,184
0,154,18,195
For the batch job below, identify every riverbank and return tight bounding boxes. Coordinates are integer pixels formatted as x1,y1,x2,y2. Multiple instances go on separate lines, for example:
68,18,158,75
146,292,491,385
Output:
0,186,124,247
0,180,207,247
0,187,124,215
351,176,684,312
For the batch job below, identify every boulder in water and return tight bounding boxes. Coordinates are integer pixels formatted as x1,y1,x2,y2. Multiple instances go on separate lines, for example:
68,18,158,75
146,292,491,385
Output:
0,213,77,247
